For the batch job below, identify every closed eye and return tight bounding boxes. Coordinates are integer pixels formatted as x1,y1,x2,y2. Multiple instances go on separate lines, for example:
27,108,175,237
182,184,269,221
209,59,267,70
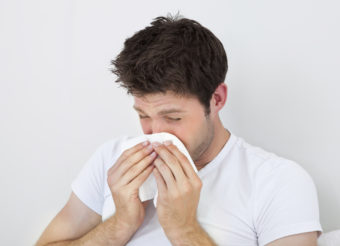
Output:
138,115,181,121
167,117,181,121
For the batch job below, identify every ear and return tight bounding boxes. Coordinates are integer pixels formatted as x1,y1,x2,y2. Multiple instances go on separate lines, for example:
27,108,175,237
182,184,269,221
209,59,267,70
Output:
209,83,228,117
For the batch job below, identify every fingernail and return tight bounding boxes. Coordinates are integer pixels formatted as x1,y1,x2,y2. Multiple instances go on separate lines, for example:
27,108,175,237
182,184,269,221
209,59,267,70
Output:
146,144,153,151
143,140,149,146
152,141,161,147
163,140,172,146
150,152,157,158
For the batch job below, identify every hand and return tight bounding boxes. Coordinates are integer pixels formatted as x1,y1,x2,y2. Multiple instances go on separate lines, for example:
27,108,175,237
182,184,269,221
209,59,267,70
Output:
107,141,157,233
152,142,203,239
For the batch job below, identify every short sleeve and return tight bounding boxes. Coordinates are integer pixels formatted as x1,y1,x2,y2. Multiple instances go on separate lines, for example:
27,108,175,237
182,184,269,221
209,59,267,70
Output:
71,143,107,215
254,159,323,246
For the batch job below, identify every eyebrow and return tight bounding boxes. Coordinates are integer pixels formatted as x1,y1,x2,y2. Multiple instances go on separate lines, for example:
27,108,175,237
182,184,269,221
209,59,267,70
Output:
133,105,186,115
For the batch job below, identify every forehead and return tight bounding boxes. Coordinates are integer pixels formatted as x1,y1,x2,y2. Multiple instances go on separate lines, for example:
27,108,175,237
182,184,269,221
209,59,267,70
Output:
133,91,201,110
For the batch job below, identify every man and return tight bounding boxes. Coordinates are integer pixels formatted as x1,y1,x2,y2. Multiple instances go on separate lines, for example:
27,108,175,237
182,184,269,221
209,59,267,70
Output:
36,15,322,245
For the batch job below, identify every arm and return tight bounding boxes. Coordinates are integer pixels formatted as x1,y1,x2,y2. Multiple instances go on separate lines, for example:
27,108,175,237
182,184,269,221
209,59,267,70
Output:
36,140,157,246
266,231,318,246
35,192,136,246
167,221,217,246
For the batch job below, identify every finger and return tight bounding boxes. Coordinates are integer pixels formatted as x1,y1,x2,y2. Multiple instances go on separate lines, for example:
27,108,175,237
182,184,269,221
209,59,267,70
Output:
119,151,157,185
108,140,149,175
153,144,186,182
113,143,154,178
153,167,167,197
164,143,197,180
128,164,155,190
154,157,177,190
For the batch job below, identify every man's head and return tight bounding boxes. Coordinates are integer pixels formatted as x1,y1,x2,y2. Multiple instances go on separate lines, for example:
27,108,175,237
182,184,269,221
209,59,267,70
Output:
111,14,228,162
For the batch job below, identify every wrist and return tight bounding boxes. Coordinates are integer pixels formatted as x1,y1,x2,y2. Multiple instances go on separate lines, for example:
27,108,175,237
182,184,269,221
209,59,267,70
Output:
165,221,201,242
110,214,138,236
166,221,216,246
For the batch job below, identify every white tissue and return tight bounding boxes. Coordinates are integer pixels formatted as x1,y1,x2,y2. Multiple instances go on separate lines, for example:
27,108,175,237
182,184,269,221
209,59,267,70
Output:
118,132,198,207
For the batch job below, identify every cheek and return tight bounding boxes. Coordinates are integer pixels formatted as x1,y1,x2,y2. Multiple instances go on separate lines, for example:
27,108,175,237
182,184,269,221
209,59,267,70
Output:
173,117,205,151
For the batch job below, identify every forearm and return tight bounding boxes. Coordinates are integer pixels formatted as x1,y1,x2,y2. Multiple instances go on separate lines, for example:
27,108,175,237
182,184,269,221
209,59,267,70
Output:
167,222,217,246
43,215,136,246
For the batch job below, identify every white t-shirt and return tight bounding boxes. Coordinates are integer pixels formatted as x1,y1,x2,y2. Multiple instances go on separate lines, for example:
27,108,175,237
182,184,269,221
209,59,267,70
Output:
71,132,323,245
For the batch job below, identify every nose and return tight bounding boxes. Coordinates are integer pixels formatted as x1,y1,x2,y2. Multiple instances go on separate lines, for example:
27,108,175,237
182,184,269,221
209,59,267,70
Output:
150,119,170,134
151,120,166,134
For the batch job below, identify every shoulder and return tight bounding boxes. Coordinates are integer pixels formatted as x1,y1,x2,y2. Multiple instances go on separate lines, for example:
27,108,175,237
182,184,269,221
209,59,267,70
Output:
231,134,314,186
231,137,323,245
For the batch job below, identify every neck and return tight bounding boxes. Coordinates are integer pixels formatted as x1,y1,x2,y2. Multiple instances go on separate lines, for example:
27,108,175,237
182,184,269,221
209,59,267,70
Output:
195,120,231,171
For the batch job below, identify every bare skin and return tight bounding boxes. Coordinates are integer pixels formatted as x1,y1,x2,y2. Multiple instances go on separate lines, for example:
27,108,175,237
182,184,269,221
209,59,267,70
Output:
35,141,157,246
36,83,319,245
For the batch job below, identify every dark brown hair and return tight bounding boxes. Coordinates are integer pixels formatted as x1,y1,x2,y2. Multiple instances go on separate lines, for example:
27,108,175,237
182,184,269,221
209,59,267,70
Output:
111,14,228,115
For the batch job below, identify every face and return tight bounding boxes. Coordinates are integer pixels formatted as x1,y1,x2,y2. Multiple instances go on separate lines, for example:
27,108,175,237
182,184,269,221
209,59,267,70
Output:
133,91,215,162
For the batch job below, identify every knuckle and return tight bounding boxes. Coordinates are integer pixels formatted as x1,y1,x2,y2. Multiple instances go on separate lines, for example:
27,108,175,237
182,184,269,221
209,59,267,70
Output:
121,150,129,159
156,163,165,171
133,149,146,161
169,144,178,151
180,155,188,163
169,155,178,165
110,185,119,194
107,179,116,190
143,146,152,154
129,165,139,176
107,174,114,185
157,147,166,155
168,144,176,149
159,162,167,171
124,158,134,167
140,156,149,166
171,192,180,200
107,166,115,176
194,179,203,189
182,182,193,193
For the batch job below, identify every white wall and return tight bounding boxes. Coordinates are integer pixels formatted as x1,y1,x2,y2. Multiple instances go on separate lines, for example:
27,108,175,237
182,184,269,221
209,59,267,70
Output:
0,0,339,245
